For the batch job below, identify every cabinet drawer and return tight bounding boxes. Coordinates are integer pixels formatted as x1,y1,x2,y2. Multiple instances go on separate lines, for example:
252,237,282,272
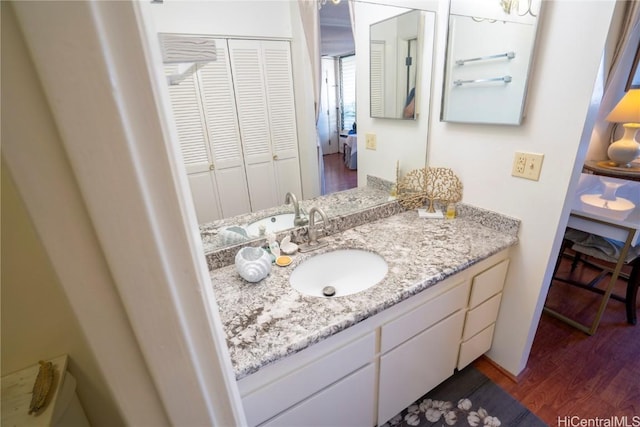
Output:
243,332,375,426
457,323,496,370
380,280,468,353
260,364,376,427
378,310,465,425
462,293,502,341
468,259,509,308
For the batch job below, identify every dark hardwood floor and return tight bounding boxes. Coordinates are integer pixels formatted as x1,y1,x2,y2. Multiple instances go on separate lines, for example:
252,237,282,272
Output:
323,153,357,194
475,253,640,426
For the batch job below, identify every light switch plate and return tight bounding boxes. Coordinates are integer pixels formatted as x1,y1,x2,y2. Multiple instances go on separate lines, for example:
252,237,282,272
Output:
512,152,544,181
365,133,377,150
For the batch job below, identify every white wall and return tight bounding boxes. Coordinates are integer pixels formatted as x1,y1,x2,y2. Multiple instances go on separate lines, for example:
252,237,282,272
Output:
430,1,616,374
149,0,292,37
1,166,125,426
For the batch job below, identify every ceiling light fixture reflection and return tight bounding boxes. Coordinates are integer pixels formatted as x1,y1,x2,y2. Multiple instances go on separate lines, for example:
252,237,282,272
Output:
318,0,341,9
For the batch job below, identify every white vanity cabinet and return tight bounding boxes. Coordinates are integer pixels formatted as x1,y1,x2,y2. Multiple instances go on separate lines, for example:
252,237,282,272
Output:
377,282,468,424
239,330,377,427
260,364,377,427
237,250,510,427
458,258,510,369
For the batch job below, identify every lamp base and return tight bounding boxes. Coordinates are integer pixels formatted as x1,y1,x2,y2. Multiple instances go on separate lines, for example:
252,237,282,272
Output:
607,123,640,167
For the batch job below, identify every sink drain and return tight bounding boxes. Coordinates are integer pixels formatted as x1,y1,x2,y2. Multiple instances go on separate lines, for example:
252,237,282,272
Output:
322,286,336,297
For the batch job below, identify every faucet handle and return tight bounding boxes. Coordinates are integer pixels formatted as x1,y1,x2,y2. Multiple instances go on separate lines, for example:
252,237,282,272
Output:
315,221,329,234
294,216,308,227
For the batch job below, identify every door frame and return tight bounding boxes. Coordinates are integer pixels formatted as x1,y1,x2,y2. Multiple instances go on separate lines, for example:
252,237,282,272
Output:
8,1,245,425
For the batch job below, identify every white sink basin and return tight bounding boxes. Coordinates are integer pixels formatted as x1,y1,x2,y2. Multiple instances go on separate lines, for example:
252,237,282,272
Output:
290,249,388,298
245,213,296,237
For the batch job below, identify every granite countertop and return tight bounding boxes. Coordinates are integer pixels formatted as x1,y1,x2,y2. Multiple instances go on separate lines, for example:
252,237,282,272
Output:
200,184,394,254
202,185,403,270
209,207,519,380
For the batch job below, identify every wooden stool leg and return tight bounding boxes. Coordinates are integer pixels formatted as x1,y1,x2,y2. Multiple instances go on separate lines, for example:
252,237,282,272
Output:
553,239,571,277
571,253,581,272
626,263,639,325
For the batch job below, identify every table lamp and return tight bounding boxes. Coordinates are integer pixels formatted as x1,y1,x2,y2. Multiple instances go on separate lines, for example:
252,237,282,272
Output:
606,89,640,167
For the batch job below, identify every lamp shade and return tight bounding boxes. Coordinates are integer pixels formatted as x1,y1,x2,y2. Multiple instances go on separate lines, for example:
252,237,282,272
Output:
606,89,640,123
605,89,640,167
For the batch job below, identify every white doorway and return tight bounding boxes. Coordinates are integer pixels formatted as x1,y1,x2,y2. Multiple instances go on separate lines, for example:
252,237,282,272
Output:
318,57,340,155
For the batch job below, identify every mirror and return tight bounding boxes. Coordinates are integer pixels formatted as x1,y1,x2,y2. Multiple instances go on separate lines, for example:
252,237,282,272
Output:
441,0,542,125
147,1,435,252
369,10,422,120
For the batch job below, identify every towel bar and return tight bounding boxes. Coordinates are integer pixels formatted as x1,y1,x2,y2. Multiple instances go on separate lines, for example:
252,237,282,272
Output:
455,51,515,66
454,76,512,86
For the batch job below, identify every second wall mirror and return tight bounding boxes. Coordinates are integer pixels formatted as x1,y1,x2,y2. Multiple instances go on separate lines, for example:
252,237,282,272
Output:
370,9,424,120
441,0,543,125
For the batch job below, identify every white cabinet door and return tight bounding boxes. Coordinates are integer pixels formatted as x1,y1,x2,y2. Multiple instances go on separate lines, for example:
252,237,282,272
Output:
458,324,496,370
196,39,251,217
462,293,502,341
261,40,302,197
259,364,376,427
167,37,302,218
242,332,375,426
468,259,509,308
165,63,211,176
165,63,222,223
165,46,252,221
378,310,465,426
229,39,301,211
370,41,385,117
319,58,339,155
228,39,278,211
186,172,222,223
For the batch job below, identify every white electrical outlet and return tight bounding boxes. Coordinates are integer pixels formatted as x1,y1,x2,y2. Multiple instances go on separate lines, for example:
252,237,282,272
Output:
513,152,527,175
512,152,544,181
365,133,377,150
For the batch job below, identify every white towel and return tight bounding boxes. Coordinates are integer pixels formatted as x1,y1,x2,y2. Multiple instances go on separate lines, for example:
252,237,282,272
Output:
565,229,640,264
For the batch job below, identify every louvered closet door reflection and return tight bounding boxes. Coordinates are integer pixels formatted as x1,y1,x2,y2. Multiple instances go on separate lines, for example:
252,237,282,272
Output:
165,63,222,222
228,39,279,212
261,40,302,198
370,41,385,117
196,39,251,217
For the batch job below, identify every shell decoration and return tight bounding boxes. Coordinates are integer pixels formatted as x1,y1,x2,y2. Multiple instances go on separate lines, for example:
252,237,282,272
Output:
235,247,272,282
29,361,54,415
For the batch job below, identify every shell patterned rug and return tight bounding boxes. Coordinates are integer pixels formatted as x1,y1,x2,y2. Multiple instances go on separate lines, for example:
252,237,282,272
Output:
381,366,547,427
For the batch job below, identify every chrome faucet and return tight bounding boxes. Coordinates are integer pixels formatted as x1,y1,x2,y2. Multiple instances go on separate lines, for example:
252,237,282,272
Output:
285,192,308,226
306,207,329,246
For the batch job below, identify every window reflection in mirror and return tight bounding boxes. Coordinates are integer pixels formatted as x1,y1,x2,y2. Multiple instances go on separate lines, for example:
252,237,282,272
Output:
369,10,422,120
